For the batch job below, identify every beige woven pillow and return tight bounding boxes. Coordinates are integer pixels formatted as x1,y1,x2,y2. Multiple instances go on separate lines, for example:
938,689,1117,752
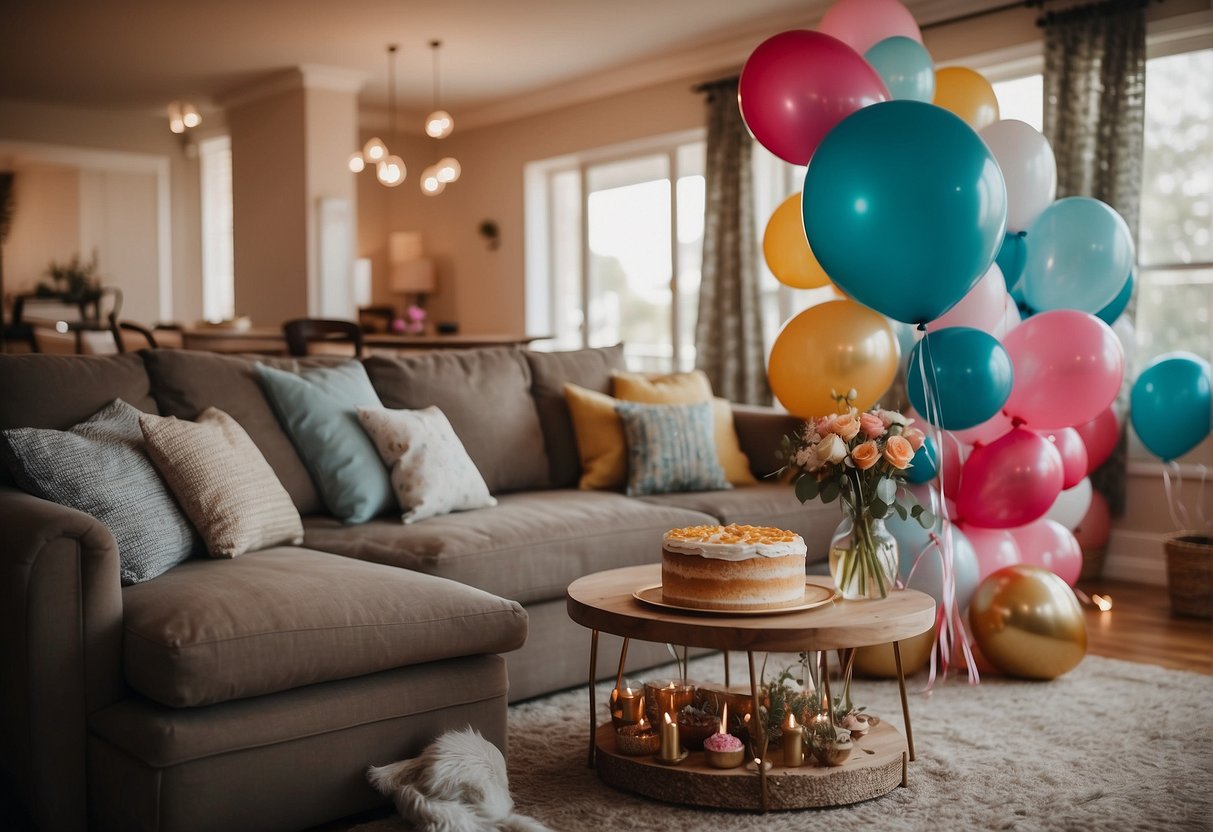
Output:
139,408,303,558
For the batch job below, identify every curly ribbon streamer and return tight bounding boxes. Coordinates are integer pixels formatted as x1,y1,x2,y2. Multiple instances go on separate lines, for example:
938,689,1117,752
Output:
1163,462,1192,531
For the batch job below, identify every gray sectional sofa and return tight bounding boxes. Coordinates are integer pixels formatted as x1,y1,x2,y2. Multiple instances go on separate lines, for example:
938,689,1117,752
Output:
0,344,835,832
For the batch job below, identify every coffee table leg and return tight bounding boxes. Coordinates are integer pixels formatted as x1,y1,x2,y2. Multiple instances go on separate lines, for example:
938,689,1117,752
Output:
893,640,916,762
746,651,769,812
587,629,600,768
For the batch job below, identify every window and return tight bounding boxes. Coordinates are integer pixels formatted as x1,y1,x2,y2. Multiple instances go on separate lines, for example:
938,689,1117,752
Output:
199,135,234,322
526,132,704,371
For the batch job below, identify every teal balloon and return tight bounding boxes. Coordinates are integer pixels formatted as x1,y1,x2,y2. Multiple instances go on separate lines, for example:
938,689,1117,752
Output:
887,517,981,610
1130,352,1212,461
1096,271,1134,324
907,327,1014,431
996,231,1028,292
803,100,1008,325
907,435,938,484
864,36,934,103
1022,197,1135,313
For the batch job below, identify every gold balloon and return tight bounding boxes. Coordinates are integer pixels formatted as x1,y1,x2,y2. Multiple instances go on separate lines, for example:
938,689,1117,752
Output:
933,66,1000,132
853,627,935,679
767,299,900,418
763,193,832,290
969,565,1087,680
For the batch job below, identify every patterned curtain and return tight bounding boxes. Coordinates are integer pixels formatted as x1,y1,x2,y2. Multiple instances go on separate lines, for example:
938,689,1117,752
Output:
1041,0,1146,514
695,79,771,405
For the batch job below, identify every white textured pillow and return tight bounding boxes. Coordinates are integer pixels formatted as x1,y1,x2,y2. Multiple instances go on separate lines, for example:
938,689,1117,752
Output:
357,405,497,524
139,408,304,558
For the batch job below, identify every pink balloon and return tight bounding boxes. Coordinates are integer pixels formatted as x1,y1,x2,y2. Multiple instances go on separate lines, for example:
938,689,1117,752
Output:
955,427,1064,528
1010,518,1083,586
739,30,889,165
940,431,969,500
1040,427,1089,490
1002,310,1125,430
818,0,924,55
959,523,1022,582
951,411,1013,447
1074,406,1121,472
1073,489,1111,551
927,263,1007,332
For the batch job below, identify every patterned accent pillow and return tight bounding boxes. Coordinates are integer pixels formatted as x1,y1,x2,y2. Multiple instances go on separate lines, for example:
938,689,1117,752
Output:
613,400,732,497
139,408,303,558
357,405,497,524
1,399,198,585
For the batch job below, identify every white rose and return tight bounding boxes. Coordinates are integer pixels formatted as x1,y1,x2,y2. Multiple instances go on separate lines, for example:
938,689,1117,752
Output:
815,434,848,466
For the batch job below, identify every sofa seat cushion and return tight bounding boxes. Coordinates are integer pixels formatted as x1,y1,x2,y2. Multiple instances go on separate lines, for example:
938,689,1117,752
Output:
636,482,840,563
121,547,527,708
302,490,716,604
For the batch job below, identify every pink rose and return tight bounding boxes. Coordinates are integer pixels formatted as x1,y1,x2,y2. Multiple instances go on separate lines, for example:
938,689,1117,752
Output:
883,435,915,470
860,412,885,439
815,434,848,465
815,415,835,436
903,427,926,451
852,440,880,470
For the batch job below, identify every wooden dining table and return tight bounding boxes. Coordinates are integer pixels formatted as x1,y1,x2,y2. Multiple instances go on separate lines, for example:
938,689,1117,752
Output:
177,325,551,355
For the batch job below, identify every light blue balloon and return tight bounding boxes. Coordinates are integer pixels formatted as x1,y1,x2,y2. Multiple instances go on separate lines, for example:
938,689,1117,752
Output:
886,516,980,610
1096,271,1134,324
907,435,938,484
1131,352,1212,461
864,36,934,103
1022,196,1135,314
907,327,1014,431
803,100,1007,325
996,231,1027,292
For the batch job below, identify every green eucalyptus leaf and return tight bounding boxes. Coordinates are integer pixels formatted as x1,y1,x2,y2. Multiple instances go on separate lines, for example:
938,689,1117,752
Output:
910,504,924,518
821,480,841,503
917,508,935,529
893,502,909,521
869,498,889,518
795,475,819,503
875,477,896,504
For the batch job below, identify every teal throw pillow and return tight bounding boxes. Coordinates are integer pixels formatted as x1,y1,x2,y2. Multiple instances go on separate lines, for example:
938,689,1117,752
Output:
256,361,393,524
613,400,731,497
1,399,199,584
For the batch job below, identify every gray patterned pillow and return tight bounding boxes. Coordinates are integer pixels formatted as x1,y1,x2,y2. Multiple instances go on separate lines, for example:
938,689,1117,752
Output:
613,400,731,497
1,399,198,585
357,405,497,524
139,408,304,558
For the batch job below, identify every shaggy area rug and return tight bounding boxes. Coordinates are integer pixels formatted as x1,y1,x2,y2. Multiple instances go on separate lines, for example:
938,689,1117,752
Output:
348,654,1212,831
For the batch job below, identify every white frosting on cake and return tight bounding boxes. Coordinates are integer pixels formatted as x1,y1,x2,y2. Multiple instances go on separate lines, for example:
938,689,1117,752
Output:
661,524,806,562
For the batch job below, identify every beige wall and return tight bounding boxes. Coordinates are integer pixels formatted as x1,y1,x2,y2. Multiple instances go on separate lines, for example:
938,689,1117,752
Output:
5,166,80,292
304,86,360,319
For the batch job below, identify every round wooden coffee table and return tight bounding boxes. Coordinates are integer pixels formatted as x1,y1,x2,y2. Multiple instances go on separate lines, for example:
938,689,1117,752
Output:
566,564,936,811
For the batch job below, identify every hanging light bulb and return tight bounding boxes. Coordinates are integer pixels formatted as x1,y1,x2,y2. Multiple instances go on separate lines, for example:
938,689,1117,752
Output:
363,137,387,163
424,41,454,139
167,101,185,134
181,103,202,129
378,156,406,187
435,157,461,183
348,153,366,173
420,165,445,195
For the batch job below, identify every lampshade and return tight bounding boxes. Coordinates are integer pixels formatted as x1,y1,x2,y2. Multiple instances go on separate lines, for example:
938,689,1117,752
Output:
391,259,436,294
389,231,424,263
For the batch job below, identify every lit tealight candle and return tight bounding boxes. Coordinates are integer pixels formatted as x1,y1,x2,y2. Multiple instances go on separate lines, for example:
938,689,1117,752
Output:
782,713,804,767
613,686,644,724
659,712,682,763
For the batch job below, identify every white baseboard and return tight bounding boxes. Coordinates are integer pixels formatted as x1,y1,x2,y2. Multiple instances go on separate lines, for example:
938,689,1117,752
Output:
1104,529,1168,586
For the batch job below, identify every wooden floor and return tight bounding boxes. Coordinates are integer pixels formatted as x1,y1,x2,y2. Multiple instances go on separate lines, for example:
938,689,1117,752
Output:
1077,579,1211,674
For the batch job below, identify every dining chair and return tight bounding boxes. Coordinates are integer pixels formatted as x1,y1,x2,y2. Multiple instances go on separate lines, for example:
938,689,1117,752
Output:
282,318,364,357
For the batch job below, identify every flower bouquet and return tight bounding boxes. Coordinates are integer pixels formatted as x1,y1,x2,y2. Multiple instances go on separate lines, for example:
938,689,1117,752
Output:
781,390,934,599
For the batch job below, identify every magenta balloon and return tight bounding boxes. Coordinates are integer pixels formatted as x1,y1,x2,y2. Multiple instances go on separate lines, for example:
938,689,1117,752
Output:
1041,427,1089,490
956,427,1064,528
940,431,969,500
1010,518,1082,587
818,0,923,55
951,410,1013,446
1074,406,1121,472
959,523,1022,582
1002,310,1125,430
927,263,1006,333
739,30,889,165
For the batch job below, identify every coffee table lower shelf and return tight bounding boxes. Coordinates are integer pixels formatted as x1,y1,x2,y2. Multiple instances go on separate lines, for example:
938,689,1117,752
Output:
594,721,908,810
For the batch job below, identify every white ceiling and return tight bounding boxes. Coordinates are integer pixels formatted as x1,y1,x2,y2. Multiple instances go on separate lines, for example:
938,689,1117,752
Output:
0,0,1005,128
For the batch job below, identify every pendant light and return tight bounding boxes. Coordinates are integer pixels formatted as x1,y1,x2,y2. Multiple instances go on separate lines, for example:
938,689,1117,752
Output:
421,40,459,196
424,40,454,139
349,45,405,187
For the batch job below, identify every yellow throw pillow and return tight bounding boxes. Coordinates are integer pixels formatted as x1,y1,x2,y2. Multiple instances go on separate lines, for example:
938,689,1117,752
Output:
563,383,628,490
612,371,757,486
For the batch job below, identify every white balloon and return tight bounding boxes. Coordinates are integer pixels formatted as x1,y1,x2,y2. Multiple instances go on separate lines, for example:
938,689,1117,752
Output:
980,119,1058,232
991,292,1023,340
926,262,1007,333
1045,476,1093,531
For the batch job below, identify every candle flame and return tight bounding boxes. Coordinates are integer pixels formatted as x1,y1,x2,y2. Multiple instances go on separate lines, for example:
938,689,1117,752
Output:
785,712,798,731
1093,594,1113,612
664,682,675,690
638,716,648,729
625,686,634,696
663,712,672,725
718,703,728,735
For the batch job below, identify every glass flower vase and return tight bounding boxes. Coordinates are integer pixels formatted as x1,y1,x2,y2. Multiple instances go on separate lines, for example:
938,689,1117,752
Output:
828,513,899,601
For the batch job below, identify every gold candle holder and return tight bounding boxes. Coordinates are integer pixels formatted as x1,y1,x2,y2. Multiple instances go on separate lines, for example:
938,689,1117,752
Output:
611,686,645,726
657,712,687,764
781,713,804,767
615,718,660,756
643,680,695,725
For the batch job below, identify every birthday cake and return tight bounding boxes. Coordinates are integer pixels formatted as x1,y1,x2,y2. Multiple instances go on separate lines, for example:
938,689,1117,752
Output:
661,524,807,611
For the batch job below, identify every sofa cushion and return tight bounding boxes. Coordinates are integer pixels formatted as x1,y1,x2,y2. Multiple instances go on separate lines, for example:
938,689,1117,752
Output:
636,482,839,563
523,345,626,488
141,351,344,516
564,383,628,490
140,408,304,558
255,361,394,524
1,399,197,584
0,352,158,486
121,547,527,708
363,348,549,495
302,490,716,604
614,400,730,496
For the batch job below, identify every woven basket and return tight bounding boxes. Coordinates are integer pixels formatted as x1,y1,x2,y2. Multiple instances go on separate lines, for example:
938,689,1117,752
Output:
1165,533,1213,619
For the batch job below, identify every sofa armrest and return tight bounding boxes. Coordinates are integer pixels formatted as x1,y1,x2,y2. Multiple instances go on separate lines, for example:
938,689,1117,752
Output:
0,486,126,832
730,404,804,481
